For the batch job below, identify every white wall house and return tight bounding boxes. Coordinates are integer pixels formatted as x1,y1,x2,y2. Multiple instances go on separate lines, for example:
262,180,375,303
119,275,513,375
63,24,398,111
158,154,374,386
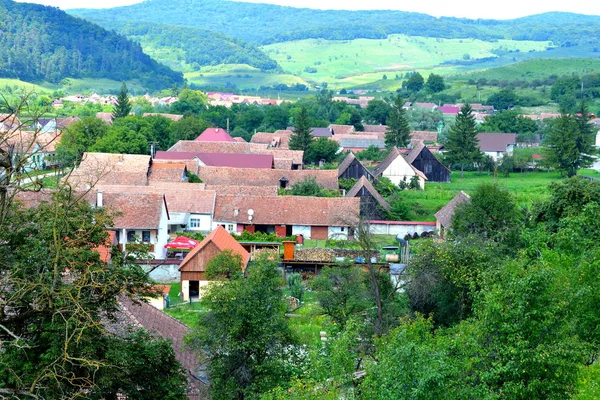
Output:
373,148,427,189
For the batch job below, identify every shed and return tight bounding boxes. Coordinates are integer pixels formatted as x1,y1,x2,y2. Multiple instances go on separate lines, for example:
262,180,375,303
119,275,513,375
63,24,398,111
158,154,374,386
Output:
178,226,250,301
337,152,375,182
434,191,471,238
405,142,450,183
346,176,390,220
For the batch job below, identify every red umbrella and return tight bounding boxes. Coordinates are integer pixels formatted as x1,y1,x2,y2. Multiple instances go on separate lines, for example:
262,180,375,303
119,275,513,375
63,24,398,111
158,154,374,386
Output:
164,236,199,250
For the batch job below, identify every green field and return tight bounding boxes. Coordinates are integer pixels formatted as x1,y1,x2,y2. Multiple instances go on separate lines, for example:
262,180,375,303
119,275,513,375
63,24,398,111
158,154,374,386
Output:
185,64,309,89
453,58,600,82
403,170,563,221
262,35,550,88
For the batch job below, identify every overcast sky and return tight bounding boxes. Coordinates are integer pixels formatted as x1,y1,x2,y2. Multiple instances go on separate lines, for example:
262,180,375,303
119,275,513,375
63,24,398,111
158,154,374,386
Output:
16,0,600,19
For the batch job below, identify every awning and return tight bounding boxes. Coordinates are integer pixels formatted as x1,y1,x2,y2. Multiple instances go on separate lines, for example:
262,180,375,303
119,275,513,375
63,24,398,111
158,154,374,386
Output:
164,236,199,250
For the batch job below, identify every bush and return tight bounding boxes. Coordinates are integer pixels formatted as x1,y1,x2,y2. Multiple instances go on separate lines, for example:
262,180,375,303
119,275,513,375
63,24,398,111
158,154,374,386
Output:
287,273,304,302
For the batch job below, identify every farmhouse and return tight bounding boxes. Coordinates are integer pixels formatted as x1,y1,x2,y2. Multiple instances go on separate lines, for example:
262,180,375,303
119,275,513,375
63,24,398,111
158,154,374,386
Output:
178,226,250,301
212,195,359,239
405,142,451,183
476,133,517,161
337,152,375,182
372,148,427,189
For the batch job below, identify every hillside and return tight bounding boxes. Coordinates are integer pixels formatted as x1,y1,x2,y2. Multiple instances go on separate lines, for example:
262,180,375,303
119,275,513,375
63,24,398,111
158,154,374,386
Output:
72,0,600,46
0,0,183,91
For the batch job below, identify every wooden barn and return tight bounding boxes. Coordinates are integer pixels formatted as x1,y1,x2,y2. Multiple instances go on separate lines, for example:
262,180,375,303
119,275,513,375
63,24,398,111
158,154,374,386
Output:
346,176,390,220
338,152,375,182
405,142,451,183
178,226,250,301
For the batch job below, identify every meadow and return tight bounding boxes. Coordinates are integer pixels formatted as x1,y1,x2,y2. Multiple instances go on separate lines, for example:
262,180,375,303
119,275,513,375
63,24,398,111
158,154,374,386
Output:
185,64,309,90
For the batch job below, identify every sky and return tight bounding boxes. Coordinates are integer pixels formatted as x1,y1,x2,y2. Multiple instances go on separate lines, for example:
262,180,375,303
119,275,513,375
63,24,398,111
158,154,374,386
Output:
15,0,600,20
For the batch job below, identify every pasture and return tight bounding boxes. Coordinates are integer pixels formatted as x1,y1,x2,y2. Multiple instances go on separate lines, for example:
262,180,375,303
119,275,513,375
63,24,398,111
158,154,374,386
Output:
185,64,309,90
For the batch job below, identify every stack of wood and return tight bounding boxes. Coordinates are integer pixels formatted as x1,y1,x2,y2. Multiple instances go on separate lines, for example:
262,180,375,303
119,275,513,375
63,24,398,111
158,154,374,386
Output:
252,248,279,261
332,249,380,259
294,248,335,262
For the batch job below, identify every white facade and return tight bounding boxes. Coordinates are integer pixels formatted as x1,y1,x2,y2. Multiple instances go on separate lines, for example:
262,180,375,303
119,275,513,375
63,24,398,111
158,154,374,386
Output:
328,226,349,239
211,221,238,233
117,202,170,260
381,156,426,189
484,144,515,162
292,225,311,239
369,221,436,237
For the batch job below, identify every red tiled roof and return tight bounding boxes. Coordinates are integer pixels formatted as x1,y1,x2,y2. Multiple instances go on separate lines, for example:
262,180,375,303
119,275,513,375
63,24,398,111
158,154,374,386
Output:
149,163,187,182
179,226,250,271
204,185,279,196
328,124,355,135
198,166,339,189
66,153,151,190
101,192,165,229
362,124,387,133
410,130,438,142
194,128,235,142
213,195,360,227
434,191,471,229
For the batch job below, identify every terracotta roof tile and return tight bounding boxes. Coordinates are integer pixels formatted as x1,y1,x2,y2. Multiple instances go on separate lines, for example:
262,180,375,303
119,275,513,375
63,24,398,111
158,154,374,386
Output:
66,152,151,190
204,185,278,196
149,163,188,183
179,226,250,271
328,124,355,135
362,124,387,133
411,130,438,142
100,192,165,229
198,166,338,189
214,195,359,227
154,151,274,169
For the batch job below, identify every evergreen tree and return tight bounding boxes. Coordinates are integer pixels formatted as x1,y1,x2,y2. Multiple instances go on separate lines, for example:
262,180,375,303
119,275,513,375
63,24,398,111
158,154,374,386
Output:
289,106,313,157
445,104,481,177
385,95,411,149
543,103,597,177
112,82,132,121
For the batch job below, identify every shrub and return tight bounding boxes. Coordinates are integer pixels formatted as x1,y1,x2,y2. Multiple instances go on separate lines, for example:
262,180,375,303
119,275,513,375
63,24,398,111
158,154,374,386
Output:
287,273,304,302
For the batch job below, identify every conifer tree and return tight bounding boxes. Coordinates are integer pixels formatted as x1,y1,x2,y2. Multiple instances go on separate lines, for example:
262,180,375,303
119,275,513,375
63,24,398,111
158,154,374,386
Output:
385,95,411,149
446,103,481,177
112,82,132,121
289,106,313,158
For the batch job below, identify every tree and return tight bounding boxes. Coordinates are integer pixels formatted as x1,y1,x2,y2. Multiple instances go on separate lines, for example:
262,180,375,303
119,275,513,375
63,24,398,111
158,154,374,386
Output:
264,105,290,130
288,176,336,197
289,106,313,156
479,110,538,134
385,95,411,149
188,254,292,399
405,72,424,92
0,188,187,398
112,82,132,121
426,73,446,93
55,116,109,166
452,183,522,245
170,89,208,115
169,116,209,145
305,137,339,164
542,105,596,177
364,99,391,125
445,103,481,177
487,87,517,111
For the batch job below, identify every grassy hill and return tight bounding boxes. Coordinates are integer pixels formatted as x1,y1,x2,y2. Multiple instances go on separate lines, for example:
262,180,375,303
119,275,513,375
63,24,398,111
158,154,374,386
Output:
0,0,182,91
184,65,308,90
262,35,549,88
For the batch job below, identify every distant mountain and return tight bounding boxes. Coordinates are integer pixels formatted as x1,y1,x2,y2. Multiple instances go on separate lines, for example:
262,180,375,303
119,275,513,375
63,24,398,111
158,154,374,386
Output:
0,0,183,90
71,0,600,46
88,20,281,72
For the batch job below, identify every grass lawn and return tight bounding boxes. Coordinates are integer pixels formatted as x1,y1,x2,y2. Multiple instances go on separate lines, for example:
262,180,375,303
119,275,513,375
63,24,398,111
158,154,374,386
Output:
403,170,562,221
285,290,329,347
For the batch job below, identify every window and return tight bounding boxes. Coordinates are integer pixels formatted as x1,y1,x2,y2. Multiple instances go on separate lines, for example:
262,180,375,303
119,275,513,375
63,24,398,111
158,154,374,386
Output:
127,231,136,242
189,218,201,229
425,164,433,174
142,231,151,243
227,224,234,231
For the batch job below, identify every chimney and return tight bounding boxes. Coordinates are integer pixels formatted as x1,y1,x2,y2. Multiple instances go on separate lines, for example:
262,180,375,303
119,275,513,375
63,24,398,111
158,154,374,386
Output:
96,191,103,208
283,241,295,261
150,143,156,158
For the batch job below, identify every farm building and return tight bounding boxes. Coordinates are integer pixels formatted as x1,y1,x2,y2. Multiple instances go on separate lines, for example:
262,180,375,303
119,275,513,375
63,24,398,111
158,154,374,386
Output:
405,142,450,183
434,191,471,238
372,148,427,189
178,226,250,301
338,152,375,182
346,176,390,220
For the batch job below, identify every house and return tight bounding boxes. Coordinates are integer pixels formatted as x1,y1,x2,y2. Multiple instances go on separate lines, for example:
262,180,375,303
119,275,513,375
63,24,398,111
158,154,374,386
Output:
4,129,62,172
197,166,339,190
362,124,388,133
149,162,189,183
113,296,208,398
66,152,152,190
95,112,113,125
178,226,250,301
346,176,390,219
405,142,450,183
410,130,438,143
167,141,303,170
434,191,471,238
476,133,517,161
250,131,292,149
194,127,236,142
438,105,460,116
93,184,216,235
372,148,427,189
212,195,359,239
154,151,275,171
337,152,375,182
92,191,171,260
328,124,355,136
142,113,184,121
339,137,386,151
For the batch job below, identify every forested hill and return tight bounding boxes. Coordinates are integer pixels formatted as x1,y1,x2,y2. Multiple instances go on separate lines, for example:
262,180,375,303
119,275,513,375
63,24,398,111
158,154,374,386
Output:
0,0,183,90
71,0,600,46
87,20,281,72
